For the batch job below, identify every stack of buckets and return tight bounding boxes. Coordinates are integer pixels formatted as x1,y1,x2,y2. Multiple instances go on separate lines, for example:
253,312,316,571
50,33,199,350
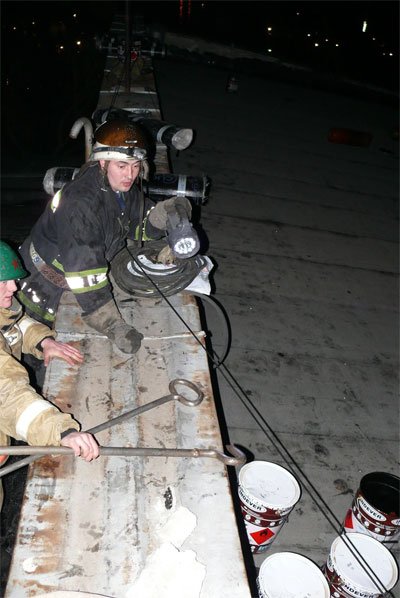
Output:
237,462,399,597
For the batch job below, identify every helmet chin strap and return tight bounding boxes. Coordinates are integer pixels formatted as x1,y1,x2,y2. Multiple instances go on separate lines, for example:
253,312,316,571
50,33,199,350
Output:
100,161,109,192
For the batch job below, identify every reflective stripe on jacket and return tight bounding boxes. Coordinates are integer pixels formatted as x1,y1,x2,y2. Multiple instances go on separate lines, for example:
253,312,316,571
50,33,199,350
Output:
18,162,161,316
0,300,79,452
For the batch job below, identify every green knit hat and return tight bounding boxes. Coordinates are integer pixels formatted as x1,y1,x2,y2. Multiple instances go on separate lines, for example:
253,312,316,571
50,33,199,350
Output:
0,241,28,281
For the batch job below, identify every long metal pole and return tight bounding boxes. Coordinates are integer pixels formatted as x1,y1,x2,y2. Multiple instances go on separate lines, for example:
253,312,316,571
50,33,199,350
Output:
0,445,246,467
0,380,204,477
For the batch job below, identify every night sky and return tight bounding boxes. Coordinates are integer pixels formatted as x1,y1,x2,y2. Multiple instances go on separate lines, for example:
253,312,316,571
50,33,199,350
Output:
1,1,398,174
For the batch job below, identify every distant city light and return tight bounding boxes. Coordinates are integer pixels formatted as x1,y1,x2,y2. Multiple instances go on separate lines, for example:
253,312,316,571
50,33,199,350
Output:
76,40,81,46
307,33,311,37
362,20,367,33
32,21,35,25
267,48,272,53
296,12,300,16
267,27,272,32
389,52,393,56
13,26,16,30
60,45,64,50
372,37,376,41
314,42,319,47
73,13,77,18
325,38,329,42
335,43,339,47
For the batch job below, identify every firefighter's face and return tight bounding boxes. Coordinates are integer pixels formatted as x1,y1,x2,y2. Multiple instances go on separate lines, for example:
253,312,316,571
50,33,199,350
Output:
101,159,140,192
0,279,17,308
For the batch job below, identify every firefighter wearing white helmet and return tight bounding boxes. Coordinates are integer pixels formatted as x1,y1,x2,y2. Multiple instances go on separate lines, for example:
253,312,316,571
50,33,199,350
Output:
18,120,191,354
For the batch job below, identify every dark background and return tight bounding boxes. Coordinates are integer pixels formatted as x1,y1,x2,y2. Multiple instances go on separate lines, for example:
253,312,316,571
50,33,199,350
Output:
1,1,398,177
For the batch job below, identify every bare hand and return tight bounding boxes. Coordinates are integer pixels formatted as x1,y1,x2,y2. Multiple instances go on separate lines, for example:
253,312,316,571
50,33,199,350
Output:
157,245,175,265
60,432,99,462
41,338,84,367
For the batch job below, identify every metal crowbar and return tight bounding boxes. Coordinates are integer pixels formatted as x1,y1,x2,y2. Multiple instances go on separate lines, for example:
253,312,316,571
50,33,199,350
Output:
0,379,204,477
0,444,246,467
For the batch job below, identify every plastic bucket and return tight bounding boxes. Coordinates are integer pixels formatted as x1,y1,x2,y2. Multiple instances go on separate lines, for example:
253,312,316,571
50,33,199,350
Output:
257,551,330,597
323,533,398,597
343,472,400,543
238,461,301,554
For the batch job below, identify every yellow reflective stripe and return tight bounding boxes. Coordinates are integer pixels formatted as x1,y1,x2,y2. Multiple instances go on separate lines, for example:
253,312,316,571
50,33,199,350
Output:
50,190,62,213
65,269,108,293
64,267,108,278
70,278,109,294
134,214,154,241
52,258,64,271
17,292,56,323
16,401,53,440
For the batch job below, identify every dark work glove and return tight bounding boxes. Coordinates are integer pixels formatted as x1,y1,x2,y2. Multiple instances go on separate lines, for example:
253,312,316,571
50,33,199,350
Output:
147,196,192,230
83,300,143,354
110,319,143,353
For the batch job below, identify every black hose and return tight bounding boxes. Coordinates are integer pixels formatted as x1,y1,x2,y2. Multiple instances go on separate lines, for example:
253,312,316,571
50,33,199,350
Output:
189,292,231,368
111,242,231,366
111,241,207,297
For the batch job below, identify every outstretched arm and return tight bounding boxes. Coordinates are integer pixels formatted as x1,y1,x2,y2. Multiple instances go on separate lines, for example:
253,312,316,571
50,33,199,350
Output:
40,337,84,367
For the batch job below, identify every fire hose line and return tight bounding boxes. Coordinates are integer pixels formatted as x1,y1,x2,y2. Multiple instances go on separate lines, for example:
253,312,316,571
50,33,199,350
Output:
128,252,395,597
113,243,231,366
111,241,206,297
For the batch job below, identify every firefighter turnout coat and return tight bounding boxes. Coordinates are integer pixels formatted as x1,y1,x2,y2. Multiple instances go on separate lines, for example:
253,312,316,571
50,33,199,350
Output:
18,163,160,325
0,299,79,457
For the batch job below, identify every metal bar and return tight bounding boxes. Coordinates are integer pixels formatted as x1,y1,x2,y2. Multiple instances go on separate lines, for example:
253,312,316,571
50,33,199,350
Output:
0,444,246,466
0,380,203,477
90,378,203,435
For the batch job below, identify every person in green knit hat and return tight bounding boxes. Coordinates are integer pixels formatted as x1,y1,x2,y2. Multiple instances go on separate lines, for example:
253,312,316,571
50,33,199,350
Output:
0,241,99,508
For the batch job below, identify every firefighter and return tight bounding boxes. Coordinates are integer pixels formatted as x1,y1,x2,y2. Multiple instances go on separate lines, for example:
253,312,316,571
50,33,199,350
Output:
18,119,190,354
0,241,99,507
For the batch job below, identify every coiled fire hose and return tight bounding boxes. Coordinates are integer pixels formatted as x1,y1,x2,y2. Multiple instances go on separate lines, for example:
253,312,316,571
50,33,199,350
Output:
111,241,231,367
111,240,205,297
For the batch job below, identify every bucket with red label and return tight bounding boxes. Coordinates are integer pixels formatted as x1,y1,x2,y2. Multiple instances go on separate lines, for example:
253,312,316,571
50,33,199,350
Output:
323,533,398,597
343,472,400,543
238,461,301,554
257,551,330,597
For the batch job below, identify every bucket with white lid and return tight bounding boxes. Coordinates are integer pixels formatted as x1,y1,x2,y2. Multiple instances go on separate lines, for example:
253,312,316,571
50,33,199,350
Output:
323,532,398,597
257,551,330,597
238,461,301,553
